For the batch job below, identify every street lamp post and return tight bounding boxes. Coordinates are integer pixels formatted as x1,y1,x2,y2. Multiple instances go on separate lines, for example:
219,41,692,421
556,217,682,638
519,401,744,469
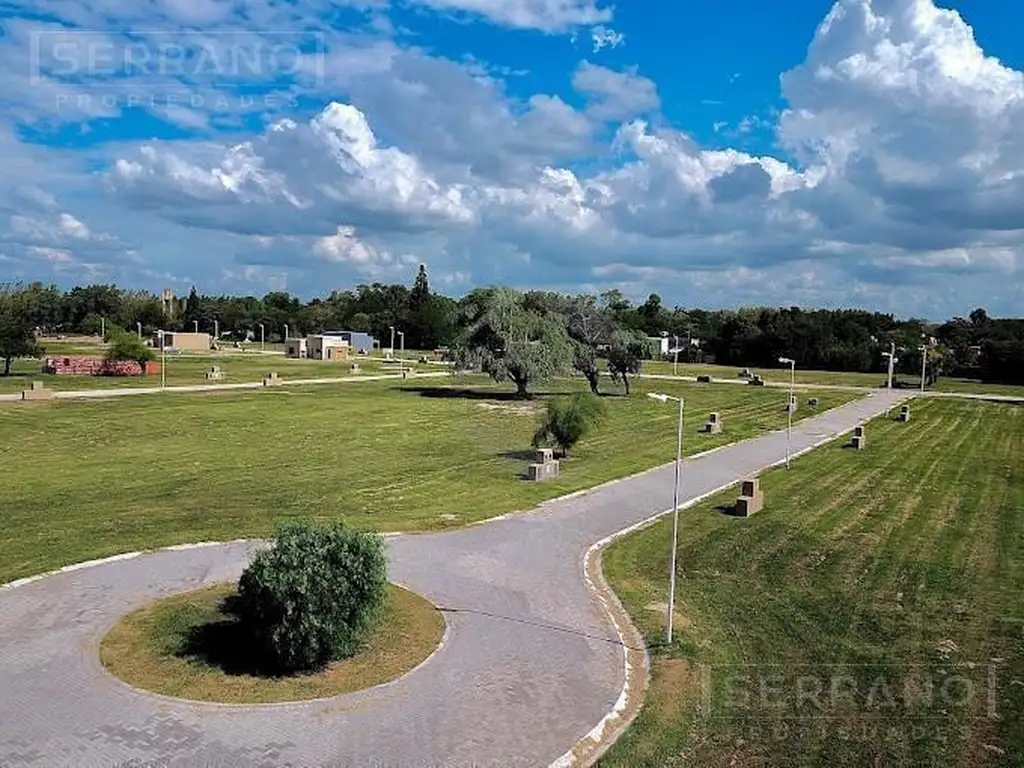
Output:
259,323,265,351
193,320,198,333
214,319,219,341
673,335,679,377
389,326,395,359
647,391,684,645
136,321,142,339
918,345,927,392
883,342,897,390
779,357,796,468
284,324,289,343
158,330,166,390
397,330,405,373
100,317,105,339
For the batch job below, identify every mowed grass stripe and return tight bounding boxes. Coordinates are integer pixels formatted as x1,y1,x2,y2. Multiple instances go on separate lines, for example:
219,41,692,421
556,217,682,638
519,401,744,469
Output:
863,403,979,598
601,397,1024,767
0,378,854,584
830,403,968,589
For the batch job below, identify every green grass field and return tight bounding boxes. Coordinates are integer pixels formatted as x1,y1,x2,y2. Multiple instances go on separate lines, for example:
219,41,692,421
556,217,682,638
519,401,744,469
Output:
0,378,854,584
0,351,404,393
644,360,1024,397
601,398,1024,766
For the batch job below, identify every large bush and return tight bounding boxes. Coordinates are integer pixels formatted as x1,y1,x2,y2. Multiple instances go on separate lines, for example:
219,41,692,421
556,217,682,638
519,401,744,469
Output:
532,391,606,458
105,330,155,368
233,520,388,674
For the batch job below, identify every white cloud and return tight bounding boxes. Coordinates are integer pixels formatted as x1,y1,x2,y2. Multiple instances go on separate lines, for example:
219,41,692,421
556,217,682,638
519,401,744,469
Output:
406,0,612,32
313,226,379,263
1,0,1022,317
108,101,476,235
572,61,659,120
590,25,625,52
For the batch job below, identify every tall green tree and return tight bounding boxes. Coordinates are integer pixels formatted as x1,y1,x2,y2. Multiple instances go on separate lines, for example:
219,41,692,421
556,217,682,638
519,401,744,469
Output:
453,286,572,398
0,286,43,376
607,330,648,395
410,264,430,312
565,294,615,394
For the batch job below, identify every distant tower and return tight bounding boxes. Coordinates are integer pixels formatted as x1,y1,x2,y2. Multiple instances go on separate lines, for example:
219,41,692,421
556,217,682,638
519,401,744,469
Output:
161,289,176,319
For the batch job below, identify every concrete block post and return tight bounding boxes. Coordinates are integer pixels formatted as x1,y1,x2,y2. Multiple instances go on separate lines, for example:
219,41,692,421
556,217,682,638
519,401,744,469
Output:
736,477,764,517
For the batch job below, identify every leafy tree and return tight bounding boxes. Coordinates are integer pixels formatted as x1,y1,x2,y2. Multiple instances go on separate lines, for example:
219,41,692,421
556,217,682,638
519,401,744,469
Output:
453,286,572,398
410,264,430,312
560,294,616,394
0,286,43,375
80,313,105,336
182,286,201,324
532,392,606,458
19,282,63,331
105,330,155,370
232,520,388,674
607,330,648,394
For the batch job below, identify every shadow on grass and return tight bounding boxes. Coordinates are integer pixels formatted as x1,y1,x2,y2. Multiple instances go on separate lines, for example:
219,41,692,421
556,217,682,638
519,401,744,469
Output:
715,502,743,517
394,385,579,401
498,449,538,462
174,595,283,678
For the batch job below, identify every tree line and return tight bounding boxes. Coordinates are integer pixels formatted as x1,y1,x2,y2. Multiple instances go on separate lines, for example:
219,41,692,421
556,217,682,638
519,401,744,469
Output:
2,266,1022,386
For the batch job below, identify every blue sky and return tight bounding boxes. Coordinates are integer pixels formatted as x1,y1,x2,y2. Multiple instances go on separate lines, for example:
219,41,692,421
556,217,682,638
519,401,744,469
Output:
1,0,1023,319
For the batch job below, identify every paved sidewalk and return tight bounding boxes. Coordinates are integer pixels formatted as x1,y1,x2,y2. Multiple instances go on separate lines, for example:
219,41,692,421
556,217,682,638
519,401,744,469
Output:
0,390,906,767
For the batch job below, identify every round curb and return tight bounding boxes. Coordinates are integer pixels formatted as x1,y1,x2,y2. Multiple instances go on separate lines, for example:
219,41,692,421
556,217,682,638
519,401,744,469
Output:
93,578,452,711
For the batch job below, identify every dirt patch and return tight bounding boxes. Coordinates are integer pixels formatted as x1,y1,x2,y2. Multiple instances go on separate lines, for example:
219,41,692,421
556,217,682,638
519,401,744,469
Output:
645,602,693,632
475,402,538,416
647,658,701,718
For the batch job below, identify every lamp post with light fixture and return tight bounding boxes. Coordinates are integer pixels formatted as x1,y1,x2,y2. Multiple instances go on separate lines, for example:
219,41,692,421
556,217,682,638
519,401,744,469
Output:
882,342,897,390
157,330,166,390
779,357,796,468
647,391,684,644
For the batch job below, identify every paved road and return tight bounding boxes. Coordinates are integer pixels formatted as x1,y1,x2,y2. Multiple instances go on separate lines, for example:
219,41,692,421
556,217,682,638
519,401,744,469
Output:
0,370,450,403
0,390,907,767
639,373,1024,401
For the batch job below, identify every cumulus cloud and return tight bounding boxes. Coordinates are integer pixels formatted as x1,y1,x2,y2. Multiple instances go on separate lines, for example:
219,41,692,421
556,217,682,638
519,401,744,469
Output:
108,101,475,235
2,0,1024,316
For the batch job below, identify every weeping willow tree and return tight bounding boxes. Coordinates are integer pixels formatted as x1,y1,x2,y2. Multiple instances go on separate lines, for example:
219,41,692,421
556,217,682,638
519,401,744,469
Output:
451,286,573,398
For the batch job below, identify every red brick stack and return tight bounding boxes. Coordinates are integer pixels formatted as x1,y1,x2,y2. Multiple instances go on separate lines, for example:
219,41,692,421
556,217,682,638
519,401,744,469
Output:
41,356,151,377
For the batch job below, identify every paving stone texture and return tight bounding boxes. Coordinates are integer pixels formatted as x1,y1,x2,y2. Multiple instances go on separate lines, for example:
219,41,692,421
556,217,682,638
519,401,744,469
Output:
0,391,906,767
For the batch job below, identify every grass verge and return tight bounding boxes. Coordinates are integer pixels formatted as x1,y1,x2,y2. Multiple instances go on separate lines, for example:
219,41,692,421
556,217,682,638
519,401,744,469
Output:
0,352,391,393
643,360,1024,397
0,378,854,583
601,397,1024,766
100,582,443,703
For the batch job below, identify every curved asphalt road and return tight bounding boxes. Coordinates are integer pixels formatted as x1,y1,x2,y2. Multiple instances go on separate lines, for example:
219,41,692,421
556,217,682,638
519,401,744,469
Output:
0,390,906,768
